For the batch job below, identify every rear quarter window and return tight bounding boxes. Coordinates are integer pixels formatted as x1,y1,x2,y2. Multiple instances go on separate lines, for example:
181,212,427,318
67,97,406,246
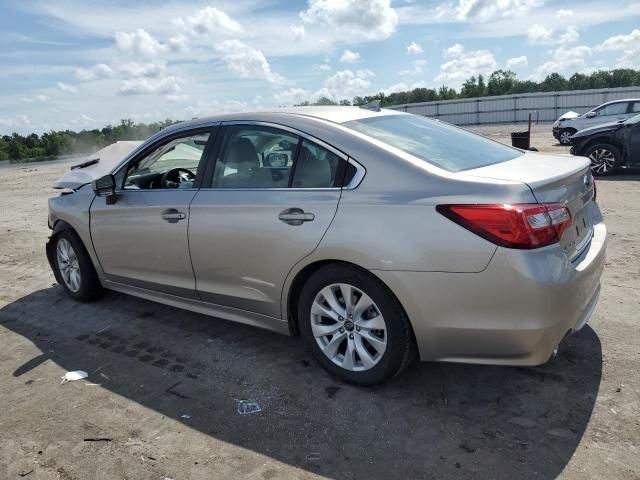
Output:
343,114,523,172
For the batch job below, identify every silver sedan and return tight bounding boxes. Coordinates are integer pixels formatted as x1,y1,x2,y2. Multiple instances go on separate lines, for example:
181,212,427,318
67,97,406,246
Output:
46,107,606,385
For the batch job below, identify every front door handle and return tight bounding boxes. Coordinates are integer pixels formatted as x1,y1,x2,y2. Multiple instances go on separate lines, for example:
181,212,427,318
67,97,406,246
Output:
161,208,186,223
278,208,315,226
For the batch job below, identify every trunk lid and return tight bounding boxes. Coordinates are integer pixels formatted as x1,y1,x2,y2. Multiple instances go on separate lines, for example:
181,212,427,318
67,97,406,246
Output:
463,152,595,260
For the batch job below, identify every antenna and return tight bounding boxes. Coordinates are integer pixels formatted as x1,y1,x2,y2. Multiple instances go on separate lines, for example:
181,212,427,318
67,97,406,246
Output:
359,100,381,112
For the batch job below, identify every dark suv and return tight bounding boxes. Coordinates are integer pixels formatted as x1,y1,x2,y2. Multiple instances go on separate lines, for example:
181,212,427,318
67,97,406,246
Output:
570,114,640,176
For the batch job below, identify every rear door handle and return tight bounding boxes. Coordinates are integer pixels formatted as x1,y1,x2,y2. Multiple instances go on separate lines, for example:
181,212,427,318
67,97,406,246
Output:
278,208,315,226
161,208,186,223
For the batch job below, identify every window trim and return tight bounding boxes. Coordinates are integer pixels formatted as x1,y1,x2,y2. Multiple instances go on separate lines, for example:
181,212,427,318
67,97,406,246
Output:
113,125,219,192
200,120,365,190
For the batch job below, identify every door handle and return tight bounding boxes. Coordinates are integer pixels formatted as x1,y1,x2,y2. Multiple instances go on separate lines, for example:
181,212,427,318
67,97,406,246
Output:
278,208,315,226
161,208,186,223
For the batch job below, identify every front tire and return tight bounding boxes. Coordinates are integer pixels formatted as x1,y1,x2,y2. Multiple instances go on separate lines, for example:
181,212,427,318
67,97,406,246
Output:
298,264,416,386
53,230,104,301
558,128,576,145
585,143,620,176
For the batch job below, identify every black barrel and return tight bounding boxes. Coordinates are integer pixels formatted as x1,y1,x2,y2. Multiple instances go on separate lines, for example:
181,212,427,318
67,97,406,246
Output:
510,131,530,150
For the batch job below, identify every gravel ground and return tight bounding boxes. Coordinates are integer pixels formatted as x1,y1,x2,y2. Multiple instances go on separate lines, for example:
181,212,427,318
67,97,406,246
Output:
0,128,639,480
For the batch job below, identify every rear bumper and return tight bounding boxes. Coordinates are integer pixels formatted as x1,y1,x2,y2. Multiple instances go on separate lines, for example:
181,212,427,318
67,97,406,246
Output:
375,204,607,366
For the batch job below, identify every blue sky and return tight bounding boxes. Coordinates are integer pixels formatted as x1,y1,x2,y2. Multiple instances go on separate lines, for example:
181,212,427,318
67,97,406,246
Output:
1,0,639,134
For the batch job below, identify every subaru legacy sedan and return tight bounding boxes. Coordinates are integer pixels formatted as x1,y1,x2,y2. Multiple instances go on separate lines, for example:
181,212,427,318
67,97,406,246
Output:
47,107,606,386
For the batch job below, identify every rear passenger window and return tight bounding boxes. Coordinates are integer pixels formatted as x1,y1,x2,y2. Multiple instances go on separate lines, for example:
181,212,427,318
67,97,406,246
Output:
212,126,299,188
211,126,347,189
291,140,343,188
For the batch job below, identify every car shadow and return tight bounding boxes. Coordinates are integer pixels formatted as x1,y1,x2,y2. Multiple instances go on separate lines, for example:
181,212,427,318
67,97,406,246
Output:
595,170,640,181
1,287,602,479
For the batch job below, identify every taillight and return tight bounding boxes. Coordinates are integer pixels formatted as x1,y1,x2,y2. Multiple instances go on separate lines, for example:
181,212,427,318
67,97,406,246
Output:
436,203,572,249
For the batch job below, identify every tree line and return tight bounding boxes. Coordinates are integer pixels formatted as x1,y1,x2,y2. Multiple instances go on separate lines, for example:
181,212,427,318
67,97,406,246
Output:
0,119,176,162
3,68,640,162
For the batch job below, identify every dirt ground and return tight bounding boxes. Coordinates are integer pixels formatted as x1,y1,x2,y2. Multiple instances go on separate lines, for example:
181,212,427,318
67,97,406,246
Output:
0,126,639,480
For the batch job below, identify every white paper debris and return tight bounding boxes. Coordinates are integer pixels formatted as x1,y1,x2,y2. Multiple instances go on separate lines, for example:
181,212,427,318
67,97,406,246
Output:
60,370,88,384
236,399,262,415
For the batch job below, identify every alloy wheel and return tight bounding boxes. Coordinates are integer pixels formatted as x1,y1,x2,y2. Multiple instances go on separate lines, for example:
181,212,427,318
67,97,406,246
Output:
56,238,82,292
589,148,615,174
559,131,572,145
310,283,387,372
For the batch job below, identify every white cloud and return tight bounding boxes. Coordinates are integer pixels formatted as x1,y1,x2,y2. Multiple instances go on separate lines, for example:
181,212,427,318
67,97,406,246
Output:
118,76,180,95
534,45,592,78
399,0,544,24
166,94,189,103
597,29,640,68
273,87,312,105
557,9,574,18
74,63,113,81
435,44,497,87
57,81,77,93
168,34,189,52
0,114,31,129
400,59,427,76
316,69,373,100
317,63,332,71
290,24,305,39
300,0,398,40
179,6,242,35
382,80,428,95
21,94,47,103
115,28,165,58
340,49,360,63
527,25,579,45
506,55,528,68
407,42,423,54
216,40,284,84
119,61,166,78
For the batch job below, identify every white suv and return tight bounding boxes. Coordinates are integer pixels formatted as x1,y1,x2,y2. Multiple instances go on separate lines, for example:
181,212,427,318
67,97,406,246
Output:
553,99,640,145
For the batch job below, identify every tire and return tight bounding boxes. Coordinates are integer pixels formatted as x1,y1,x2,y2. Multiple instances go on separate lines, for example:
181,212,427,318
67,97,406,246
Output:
298,264,416,386
52,229,104,301
584,143,621,177
558,129,576,145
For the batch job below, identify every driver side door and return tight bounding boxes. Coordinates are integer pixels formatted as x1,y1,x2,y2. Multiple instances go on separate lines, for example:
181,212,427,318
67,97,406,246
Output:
90,126,217,298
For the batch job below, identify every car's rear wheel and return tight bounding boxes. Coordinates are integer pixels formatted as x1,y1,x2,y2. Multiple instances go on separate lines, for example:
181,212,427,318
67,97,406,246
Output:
53,230,104,301
559,128,576,145
585,143,620,176
298,264,416,386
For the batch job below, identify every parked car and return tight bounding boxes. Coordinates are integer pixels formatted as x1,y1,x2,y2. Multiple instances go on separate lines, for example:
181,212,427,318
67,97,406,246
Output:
47,107,606,386
553,98,640,145
570,113,640,175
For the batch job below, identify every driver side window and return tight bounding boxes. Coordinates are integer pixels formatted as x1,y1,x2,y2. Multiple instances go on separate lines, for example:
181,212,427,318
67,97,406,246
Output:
123,131,211,190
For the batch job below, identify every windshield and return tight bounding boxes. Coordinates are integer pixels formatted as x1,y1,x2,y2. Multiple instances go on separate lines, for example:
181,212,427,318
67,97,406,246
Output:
343,114,523,172
624,113,640,125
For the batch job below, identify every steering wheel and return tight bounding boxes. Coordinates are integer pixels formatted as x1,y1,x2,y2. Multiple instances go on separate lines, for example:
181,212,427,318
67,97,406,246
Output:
160,168,195,189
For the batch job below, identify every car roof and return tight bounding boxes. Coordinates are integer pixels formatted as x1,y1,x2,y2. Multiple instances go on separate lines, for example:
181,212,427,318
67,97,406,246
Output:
598,98,640,106
161,106,407,134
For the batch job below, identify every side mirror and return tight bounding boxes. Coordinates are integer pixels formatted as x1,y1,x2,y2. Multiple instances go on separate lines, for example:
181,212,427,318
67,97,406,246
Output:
586,111,597,118
92,174,117,204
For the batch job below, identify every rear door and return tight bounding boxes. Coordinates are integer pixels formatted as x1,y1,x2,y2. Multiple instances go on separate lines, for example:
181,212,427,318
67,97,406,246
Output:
188,122,348,317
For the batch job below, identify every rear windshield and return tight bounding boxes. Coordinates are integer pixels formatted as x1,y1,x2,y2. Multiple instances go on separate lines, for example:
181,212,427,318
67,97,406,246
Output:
343,114,523,172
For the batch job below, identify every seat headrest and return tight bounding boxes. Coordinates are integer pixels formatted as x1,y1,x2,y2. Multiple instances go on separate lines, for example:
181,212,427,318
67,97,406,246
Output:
293,146,332,187
226,137,259,170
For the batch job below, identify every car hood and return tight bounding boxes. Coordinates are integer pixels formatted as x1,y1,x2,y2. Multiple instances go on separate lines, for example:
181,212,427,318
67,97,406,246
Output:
558,110,580,121
54,141,143,189
571,121,622,139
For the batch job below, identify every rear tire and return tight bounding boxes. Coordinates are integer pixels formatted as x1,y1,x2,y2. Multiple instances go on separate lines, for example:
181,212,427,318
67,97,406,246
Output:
52,230,104,302
298,264,416,386
584,143,620,176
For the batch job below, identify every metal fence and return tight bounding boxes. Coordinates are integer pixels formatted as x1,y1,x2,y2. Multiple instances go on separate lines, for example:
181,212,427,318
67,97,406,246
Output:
388,86,640,125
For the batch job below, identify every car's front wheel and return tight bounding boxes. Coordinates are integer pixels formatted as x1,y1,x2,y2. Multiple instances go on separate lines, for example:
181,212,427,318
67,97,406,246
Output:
585,143,620,176
298,264,416,386
53,230,104,301
558,128,576,145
